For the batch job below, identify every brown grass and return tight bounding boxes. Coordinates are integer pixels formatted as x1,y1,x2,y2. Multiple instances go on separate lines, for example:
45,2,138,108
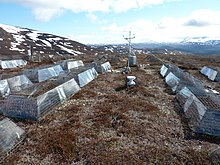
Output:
2,53,219,164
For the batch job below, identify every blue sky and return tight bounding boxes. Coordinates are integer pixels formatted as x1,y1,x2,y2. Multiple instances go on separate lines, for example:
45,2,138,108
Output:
0,0,220,44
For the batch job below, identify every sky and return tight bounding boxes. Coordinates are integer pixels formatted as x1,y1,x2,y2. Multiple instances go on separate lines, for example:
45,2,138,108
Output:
0,0,220,44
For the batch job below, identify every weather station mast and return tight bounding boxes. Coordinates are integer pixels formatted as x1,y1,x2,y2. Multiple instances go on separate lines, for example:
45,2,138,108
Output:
123,31,137,87
123,31,137,73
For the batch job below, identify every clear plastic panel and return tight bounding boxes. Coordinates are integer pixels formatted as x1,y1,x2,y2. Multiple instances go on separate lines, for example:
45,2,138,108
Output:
58,78,80,99
206,68,213,77
7,75,33,93
160,65,169,77
100,62,112,73
48,67,57,77
38,65,64,82
18,60,27,66
178,86,207,119
165,72,180,92
56,86,66,102
0,60,27,69
37,77,80,118
184,95,194,112
208,70,218,81
78,68,98,87
178,87,195,112
193,97,207,120
200,66,208,74
67,60,84,70
202,66,211,76
0,118,25,156
201,66,219,81
0,79,10,97
53,65,64,75
37,88,60,117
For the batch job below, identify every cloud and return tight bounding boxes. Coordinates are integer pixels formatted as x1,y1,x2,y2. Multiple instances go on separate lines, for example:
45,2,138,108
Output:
86,13,98,22
0,0,181,21
184,19,209,27
100,9,220,43
182,9,220,28
33,8,63,21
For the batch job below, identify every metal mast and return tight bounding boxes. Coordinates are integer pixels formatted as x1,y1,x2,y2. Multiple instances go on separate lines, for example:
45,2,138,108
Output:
123,31,135,72
123,31,135,56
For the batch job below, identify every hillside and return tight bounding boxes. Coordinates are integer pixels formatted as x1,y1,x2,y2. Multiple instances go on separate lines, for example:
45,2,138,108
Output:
0,24,115,62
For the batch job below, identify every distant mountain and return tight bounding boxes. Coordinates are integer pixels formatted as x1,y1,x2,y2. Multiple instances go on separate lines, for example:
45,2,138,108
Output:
0,24,113,61
181,37,220,46
1,23,219,59
132,37,220,56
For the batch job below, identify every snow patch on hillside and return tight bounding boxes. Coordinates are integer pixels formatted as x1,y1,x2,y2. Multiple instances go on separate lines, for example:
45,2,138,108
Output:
12,34,25,43
0,24,27,34
41,40,52,47
10,42,25,52
56,44,83,55
27,31,39,42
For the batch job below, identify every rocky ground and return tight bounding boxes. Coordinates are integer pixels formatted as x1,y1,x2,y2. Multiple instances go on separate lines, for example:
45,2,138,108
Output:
1,53,220,164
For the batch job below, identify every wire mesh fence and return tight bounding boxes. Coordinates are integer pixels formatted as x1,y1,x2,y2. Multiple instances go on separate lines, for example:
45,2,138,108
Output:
0,118,25,159
1,77,80,120
161,64,220,137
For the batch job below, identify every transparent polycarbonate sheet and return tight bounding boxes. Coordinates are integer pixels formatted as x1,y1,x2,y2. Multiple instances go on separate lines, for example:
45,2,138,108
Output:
95,61,112,74
37,88,60,117
100,62,112,73
7,75,33,93
200,66,208,75
201,66,220,81
184,96,194,113
57,78,80,100
38,65,64,82
56,87,66,102
37,78,80,117
208,70,218,81
165,72,180,92
192,97,207,120
78,68,98,87
52,65,64,75
57,60,84,70
67,60,84,70
0,59,27,69
0,79,10,97
0,118,25,157
160,65,169,77
177,86,207,118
